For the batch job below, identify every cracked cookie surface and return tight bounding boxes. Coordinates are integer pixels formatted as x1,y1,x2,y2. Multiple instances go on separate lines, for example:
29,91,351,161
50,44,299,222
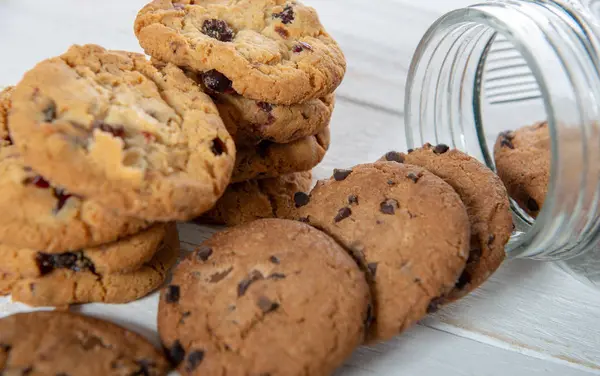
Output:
158,219,370,376
135,0,346,105
0,224,167,277
0,87,151,252
201,171,312,226
298,162,470,342
8,44,235,221
7,224,180,307
0,311,169,375
382,146,513,302
494,121,550,218
232,127,329,182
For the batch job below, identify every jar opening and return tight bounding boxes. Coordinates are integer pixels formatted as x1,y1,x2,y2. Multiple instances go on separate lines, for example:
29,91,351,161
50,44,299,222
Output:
405,1,600,261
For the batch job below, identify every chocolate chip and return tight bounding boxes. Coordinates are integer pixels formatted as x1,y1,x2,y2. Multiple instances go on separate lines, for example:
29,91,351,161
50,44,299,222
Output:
209,267,233,283
186,350,205,372
272,4,295,24
196,246,213,262
526,197,540,212
433,144,450,154
384,151,404,163
269,256,280,264
180,311,192,324
333,168,353,181
407,172,420,183
36,251,95,276
165,285,180,304
499,131,515,149
201,70,235,94
132,359,154,376
294,192,310,208
387,180,396,186
201,19,234,42
93,121,126,139
455,270,471,289
275,26,289,38
257,102,274,112
165,340,186,367
367,263,378,277
25,175,51,189
257,296,280,313
427,297,444,314
334,207,352,223
348,195,359,205
292,42,313,53
487,234,496,246
210,138,227,156
407,148,415,154
269,273,286,280
380,199,399,215
43,101,57,122
238,270,264,296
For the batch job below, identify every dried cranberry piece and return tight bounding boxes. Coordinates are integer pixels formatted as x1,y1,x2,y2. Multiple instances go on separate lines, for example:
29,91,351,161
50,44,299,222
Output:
292,42,313,53
201,70,235,94
202,19,235,42
36,251,95,276
273,4,295,24
25,175,51,189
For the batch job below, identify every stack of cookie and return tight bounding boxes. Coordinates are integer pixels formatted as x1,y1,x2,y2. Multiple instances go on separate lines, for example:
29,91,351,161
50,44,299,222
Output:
0,42,238,307
134,0,344,225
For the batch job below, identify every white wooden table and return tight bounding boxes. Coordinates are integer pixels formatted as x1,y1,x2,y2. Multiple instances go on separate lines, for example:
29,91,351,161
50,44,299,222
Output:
1,1,600,375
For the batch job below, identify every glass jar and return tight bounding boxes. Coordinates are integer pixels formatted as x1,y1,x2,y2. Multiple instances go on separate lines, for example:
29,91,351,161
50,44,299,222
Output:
405,0,600,288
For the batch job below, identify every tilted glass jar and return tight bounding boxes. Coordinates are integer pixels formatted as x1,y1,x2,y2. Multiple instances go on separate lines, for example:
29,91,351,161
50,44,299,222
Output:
405,0,600,288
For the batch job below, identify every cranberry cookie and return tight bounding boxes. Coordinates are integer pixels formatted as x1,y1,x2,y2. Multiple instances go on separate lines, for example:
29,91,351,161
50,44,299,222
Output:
8,224,180,307
0,311,169,375
158,219,370,376
0,87,151,251
232,127,329,182
382,146,513,302
299,162,470,342
8,45,235,222
135,0,346,105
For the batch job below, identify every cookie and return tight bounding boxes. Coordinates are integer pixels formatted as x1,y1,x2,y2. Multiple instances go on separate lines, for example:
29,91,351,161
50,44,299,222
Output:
232,127,329,182
0,311,170,375
494,122,550,218
0,224,167,278
0,272,17,296
201,171,312,226
210,91,334,146
9,224,180,307
0,87,153,252
8,44,235,222
381,146,513,301
158,219,370,376
135,0,346,105
298,162,470,342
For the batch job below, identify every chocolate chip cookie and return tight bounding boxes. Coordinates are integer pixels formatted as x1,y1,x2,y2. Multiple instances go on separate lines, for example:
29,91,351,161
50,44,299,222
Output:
232,127,329,182
494,122,550,218
135,0,346,105
8,44,235,221
382,145,513,301
9,224,180,307
298,162,470,342
0,87,151,251
158,219,370,376
0,311,170,375
0,224,167,278
210,91,334,146
201,171,312,226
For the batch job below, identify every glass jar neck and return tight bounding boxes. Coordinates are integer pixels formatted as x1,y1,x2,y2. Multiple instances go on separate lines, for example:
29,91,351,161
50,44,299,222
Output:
405,0,600,260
